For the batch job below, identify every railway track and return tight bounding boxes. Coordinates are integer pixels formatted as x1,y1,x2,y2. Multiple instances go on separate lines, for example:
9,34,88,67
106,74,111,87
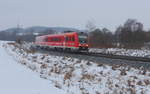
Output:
32,46,150,70
8,42,150,70
35,47,150,62
79,52,150,62
29,42,150,63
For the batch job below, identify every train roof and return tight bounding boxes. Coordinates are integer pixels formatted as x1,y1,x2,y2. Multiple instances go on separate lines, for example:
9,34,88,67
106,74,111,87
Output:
36,32,78,38
36,32,88,39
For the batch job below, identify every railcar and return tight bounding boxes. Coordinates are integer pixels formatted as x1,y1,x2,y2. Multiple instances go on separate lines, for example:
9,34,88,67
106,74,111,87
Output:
35,32,89,52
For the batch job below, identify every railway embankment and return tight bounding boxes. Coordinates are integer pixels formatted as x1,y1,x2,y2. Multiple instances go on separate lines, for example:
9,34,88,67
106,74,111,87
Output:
2,41,150,94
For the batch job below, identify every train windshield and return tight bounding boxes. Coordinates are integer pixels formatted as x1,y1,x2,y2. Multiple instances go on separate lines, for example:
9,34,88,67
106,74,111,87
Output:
78,35,88,43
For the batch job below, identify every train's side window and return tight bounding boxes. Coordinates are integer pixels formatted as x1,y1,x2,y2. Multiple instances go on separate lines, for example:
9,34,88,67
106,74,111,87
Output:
65,37,69,41
65,36,75,41
68,37,70,41
51,38,53,41
45,37,48,42
55,38,56,41
55,38,57,41
66,36,73,41
57,38,61,42
72,36,75,41
67,37,69,41
47,38,51,42
69,36,72,41
52,38,55,41
65,37,67,41
59,38,61,41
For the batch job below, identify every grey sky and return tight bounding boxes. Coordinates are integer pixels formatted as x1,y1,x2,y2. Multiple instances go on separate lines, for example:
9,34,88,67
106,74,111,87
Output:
0,0,150,31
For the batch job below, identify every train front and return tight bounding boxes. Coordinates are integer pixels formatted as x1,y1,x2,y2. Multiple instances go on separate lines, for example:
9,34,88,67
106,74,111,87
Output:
78,32,89,51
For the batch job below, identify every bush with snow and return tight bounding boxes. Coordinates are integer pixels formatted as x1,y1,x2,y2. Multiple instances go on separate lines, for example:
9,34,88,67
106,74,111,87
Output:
90,48,150,58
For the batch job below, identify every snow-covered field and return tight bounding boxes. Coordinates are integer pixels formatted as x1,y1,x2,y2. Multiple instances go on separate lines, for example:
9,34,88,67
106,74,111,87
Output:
1,41,150,94
0,41,65,94
90,48,150,58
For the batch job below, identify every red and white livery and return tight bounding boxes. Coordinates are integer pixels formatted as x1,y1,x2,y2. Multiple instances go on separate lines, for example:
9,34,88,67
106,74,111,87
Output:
35,32,89,51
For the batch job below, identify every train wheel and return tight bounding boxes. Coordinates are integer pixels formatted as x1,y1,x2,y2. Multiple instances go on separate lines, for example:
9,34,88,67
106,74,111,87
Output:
59,48,63,52
65,48,71,52
54,47,57,51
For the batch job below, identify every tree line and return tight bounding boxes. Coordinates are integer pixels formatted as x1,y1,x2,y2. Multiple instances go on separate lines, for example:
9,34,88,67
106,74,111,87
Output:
0,19,150,49
88,19,150,49
0,28,55,42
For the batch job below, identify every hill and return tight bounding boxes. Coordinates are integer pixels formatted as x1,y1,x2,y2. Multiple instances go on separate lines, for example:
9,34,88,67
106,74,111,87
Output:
0,26,81,41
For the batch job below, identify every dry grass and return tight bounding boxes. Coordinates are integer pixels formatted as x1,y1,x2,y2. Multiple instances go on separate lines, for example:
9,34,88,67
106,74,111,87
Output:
130,76,138,79
115,84,119,88
25,49,36,54
128,80,135,87
81,74,95,80
40,64,48,69
139,70,147,75
86,61,92,66
54,82,62,89
95,91,101,94
96,63,103,67
7,42,21,49
28,64,37,71
120,69,127,76
54,67,61,74
112,64,122,70
20,60,27,65
7,42,16,46
50,66,61,74
144,79,150,85
64,72,72,80
129,88,136,94
137,81,143,86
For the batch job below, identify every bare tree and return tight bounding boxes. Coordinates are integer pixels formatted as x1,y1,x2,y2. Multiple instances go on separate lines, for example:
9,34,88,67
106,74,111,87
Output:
85,20,97,32
115,19,146,48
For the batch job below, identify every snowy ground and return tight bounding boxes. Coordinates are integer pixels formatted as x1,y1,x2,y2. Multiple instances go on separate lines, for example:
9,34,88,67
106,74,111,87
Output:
1,41,150,94
0,41,65,94
89,48,150,58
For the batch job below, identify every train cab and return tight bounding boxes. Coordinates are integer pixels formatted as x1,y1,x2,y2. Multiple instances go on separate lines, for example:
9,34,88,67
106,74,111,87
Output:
77,32,89,51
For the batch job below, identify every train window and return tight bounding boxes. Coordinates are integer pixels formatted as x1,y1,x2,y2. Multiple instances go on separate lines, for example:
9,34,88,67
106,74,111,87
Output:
51,37,61,42
58,38,61,41
68,37,71,41
72,36,75,41
78,35,88,43
65,36,75,41
47,38,51,42
68,37,69,41
57,38,59,41
51,38,53,41
44,37,48,42
55,38,57,41
65,37,69,41
66,36,74,41
51,38,54,41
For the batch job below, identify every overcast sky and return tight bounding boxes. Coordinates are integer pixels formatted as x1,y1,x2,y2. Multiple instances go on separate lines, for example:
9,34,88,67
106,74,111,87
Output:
0,0,150,31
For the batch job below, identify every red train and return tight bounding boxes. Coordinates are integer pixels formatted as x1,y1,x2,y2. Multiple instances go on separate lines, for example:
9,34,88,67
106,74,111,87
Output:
35,32,89,52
